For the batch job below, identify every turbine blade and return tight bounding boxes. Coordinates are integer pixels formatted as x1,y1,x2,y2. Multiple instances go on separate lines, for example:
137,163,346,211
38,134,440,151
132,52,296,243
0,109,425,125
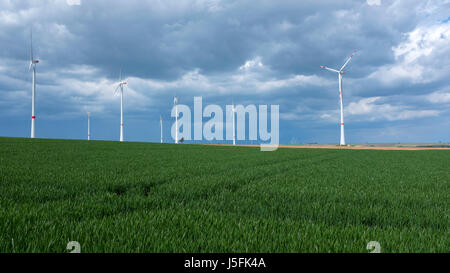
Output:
340,50,357,71
320,65,339,73
30,29,34,62
29,61,32,71
114,84,121,94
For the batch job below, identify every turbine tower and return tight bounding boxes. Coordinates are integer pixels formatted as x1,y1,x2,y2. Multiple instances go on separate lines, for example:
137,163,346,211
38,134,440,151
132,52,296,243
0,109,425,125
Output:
320,50,356,146
160,115,163,144
29,30,39,138
232,99,236,146
87,112,91,141
114,69,127,142
174,96,179,144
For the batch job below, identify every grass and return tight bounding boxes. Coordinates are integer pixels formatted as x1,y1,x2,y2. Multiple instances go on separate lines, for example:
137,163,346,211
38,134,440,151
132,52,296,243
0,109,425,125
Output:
0,137,448,253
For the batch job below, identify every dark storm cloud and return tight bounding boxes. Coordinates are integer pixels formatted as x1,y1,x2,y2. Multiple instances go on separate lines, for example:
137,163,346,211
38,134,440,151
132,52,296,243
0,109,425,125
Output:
0,0,421,79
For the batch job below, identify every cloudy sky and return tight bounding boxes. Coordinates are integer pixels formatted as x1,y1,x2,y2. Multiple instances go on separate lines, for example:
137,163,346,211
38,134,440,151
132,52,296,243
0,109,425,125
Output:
1,0,449,144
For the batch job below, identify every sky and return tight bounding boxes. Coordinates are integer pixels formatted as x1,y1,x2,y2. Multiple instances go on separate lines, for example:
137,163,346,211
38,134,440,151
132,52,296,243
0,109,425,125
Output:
0,0,449,144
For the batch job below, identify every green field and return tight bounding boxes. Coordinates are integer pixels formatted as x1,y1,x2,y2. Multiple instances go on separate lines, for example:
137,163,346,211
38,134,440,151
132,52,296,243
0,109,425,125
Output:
0,137,448,253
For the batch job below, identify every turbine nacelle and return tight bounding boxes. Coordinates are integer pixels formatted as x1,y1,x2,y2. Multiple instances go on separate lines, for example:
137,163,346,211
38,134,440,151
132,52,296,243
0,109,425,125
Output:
115,68,128,94
117,81,127,86
114,80,128,94
29,60,39,71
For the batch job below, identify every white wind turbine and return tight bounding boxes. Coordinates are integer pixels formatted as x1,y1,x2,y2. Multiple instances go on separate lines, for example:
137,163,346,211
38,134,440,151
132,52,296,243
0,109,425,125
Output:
232,99,236,146
174,96,179,144
87,111,91,140
160,115,163,144
29,30,39,138
320,50,357,146
114,69,128,142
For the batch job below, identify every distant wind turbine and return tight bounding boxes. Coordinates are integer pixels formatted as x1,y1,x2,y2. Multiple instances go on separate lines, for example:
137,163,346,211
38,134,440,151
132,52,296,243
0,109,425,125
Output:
114,69,128,142
232,99,236,146
160,115,163,144
320,50,357,146
174,96,179,144
87,111,91,140
29,30,39,138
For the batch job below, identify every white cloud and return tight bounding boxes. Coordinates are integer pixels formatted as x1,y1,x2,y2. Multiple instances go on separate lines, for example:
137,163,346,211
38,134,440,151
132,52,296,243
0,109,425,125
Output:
118,58,331,97
395,110,440,120
0,6,38,26
278,20,294,31
346,96,440,121
319,113,334,121
347,97,382,115
40,74,152,118
393,23,450,64
195,0,223,13
367,0,381,6
239,57,264,71
59,65,100,76
280,112,302,121
126,66,330,97
427,92,450,103
368,21,450,85
66,0,81,6
256,75,330,91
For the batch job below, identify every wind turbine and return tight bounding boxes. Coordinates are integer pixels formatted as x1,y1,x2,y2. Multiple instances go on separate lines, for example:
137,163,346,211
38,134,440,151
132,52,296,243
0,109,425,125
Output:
114,69,127,142
87,111,91,140
29,30,39,138
160,115,163,144
232,99,236,146
174,96,179,144
320,50,357,146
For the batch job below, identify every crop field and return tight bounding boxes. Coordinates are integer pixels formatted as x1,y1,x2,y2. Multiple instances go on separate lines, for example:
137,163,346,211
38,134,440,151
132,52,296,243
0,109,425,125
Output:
0,137,448,253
